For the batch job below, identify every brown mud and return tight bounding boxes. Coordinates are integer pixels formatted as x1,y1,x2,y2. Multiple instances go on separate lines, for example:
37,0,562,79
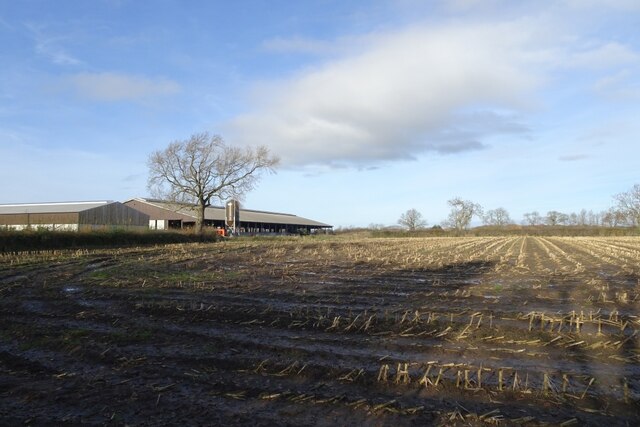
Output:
1,236,639,425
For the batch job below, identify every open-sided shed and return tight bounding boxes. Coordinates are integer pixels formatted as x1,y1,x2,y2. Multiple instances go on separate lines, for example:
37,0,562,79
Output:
124,198,332,234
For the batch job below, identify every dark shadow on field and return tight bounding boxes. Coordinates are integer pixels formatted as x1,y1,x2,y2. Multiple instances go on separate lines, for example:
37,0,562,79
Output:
499,269,640,412
364,255,640,422
368,260,497,299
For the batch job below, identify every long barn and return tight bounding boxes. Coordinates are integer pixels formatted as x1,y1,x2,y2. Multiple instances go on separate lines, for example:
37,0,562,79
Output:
0,201,150,231
124,198,332,234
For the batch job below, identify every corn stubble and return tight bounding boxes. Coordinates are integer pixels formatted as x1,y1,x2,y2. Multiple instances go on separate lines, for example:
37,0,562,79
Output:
2,235,639,425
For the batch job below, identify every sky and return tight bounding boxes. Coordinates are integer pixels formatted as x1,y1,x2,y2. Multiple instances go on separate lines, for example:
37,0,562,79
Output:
1,0,639,228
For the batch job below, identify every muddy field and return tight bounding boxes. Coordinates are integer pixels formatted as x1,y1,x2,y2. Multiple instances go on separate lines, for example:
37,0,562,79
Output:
1,236,639,426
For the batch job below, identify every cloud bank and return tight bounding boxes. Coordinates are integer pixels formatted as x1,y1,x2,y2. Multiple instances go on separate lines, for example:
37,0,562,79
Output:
229,22,544,167
228,3,640,169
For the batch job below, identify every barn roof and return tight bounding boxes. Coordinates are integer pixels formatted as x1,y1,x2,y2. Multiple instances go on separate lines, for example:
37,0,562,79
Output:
0,201,112,215
131,198,331,228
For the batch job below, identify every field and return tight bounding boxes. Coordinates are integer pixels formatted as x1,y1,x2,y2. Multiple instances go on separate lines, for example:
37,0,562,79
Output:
1,236,639,425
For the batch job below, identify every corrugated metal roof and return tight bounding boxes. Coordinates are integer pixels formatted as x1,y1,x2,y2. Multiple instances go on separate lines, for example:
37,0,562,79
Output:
236,209,329,227
0,201,112,215
133,198,331,227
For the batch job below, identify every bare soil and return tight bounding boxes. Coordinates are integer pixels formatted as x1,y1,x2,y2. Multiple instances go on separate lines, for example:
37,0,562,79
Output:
1,236,639,426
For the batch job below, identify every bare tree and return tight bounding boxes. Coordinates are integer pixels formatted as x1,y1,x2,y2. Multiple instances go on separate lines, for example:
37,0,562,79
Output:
148,132,279,234
558,212,569,225
445,198,483,231
398,208,427,231
545,211,565,226
601,207,627,227
587,210,600,226
522,211,542,226
578,209,588,226
482,207,512,226
568,212,579,226
614,184,640,227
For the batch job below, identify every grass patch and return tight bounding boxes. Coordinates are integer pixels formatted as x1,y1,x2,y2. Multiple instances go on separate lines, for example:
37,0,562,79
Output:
221,270,245,280
89,271,112,280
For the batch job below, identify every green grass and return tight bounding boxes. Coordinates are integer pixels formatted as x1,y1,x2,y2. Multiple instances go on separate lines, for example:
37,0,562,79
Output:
221,270,245,280
89,271,112,280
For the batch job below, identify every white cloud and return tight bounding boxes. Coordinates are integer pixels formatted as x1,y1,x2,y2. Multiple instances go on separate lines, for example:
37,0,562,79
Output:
229,22,543,167
568,43,640,69
66,72,181,102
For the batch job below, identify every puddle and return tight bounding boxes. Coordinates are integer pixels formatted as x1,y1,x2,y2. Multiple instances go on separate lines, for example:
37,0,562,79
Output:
1,275,29,284
83,259,116,272
21,300,46,314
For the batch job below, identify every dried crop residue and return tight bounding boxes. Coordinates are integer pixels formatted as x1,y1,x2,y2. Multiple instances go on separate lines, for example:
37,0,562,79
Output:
1,236,639,425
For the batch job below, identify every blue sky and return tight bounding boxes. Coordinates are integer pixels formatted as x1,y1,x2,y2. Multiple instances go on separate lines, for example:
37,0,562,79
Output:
1,0,639,227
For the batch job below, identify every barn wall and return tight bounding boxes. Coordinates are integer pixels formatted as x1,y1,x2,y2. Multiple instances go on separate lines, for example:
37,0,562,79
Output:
78,202,149,230
0,213,79,229
2,224,79,231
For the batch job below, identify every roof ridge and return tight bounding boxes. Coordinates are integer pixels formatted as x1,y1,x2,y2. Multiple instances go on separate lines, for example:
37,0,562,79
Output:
0,201,112,207
129,197,331,227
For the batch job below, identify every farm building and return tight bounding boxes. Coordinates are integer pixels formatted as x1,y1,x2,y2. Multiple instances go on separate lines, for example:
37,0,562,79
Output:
124,198,332,234
0,201,150,231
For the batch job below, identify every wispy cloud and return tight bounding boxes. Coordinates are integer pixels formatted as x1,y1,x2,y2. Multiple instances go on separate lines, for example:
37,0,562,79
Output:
559,154,589,161
262,36,337,55
25,23,83,66
0,140,144,203
65,72,181,102
568,43,640,69
562,0,640,11
0,15,14,30
594,69,640,101
229,22,542,167
123,173,142,182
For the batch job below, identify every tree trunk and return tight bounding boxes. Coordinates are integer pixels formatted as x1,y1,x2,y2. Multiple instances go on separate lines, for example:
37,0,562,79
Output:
195,201,206,234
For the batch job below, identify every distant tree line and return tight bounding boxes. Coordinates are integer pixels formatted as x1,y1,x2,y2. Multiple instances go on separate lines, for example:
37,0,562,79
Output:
395,184,640,231
521,184,640,228
522,208,628,227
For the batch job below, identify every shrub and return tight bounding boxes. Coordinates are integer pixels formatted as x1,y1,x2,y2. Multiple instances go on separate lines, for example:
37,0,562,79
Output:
0,229,219,253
